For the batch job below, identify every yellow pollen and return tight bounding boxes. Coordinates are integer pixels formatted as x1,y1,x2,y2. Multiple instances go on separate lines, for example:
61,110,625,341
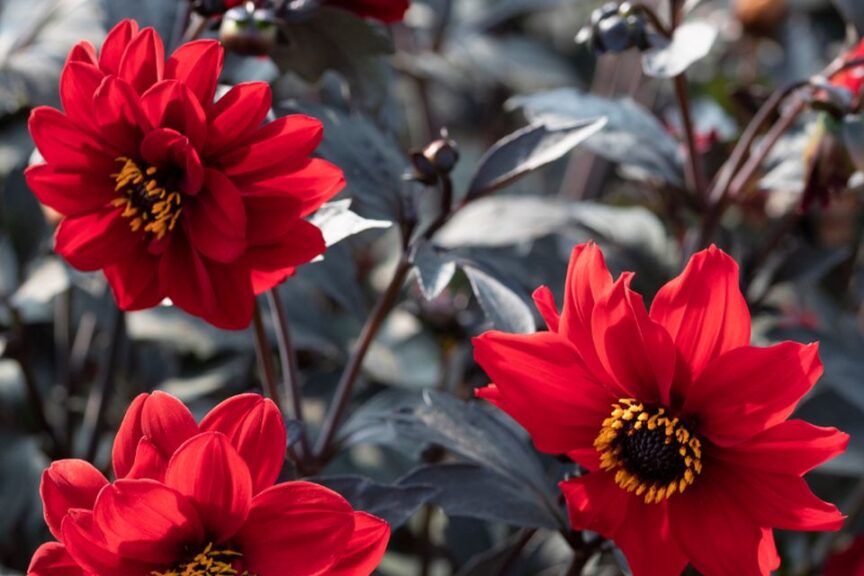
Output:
150,543,256,576
594,398,703,504
111,157,183,240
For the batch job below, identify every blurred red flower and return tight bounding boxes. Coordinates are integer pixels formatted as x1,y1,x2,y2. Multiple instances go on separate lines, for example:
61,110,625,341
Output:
26,20,344,329
327,0,410,23
833,39,864,95
28,393,389,576
825,536,864,576
474,243,848,576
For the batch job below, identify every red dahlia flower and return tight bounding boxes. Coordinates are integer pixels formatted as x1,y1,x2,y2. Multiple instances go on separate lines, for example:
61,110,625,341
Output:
29,392,389,576
27,20,344,329
474,243,848,576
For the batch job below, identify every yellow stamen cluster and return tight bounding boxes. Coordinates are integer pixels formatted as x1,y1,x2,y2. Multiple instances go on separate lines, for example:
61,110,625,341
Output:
151,542,255,576
594,398,702,504
112,157,182,239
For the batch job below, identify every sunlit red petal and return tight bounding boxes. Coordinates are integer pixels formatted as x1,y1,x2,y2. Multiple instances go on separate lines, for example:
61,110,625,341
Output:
650,246,750,382
205,82,272,158
93,76,148,156
55,208,139,272
185,169,246,263
219,115,323,178
92,479,203,564
329,512,390,576
473,331,612,461
118,27,164,95
531,286,560,332
165,40,223,106
199,394,287,494
242,219,325,272
591,273,677,405
235,482,356,576
99,20,139,75
104,246,163,311
684,342,822,445
40,460,108,540
59,61,103,127
140,80,207,151
164,432,253,542
27,542,84,576
112,392,198,479
25,164,116,217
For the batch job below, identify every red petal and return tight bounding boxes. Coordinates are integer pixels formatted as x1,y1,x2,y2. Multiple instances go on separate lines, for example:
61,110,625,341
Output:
164,432,253,541
329,512,390,576
160,234,255,329
532,286,560,332
28,542,84,576
328,0,409,22
139,128,204,195
99,20,139,75
59,62,104,127
560,243,612,341
670,476,777,576
93,76,148,156
62,510,151,576
165,40,223,106
235,482,356,576
41,459,108,539
25,164,116,217
242,219,325,271
103,246,163,311
67,41,98,66
237,158,345,221
684,342,822,446
718,465,845,531
219,115,323,178
140,80,207,151
473,331,612,463
92,479,203,564
591,273,677,405
185,169,246,263
613,497,688,576
199,394,287,494
205,82,272,157
124,437,170,482
718,420,849,475
650,246,750,382
28,107,115,171
251,267,297,295
55,208,139,272
118,27,164,95
560,473,628,539
112,392,199,479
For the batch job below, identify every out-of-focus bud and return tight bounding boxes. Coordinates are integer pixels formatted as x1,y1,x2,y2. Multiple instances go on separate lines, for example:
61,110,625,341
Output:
734,0,787,36
801,113,855,211
409,131,459,184
579,2,650,55
220,2,278,56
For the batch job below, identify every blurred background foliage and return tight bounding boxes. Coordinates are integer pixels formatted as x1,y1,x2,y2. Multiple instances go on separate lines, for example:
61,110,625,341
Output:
1,0,864,574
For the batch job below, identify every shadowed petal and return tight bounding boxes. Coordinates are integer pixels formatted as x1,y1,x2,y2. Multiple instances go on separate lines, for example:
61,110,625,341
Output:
28,542,84,576
41,460,108,539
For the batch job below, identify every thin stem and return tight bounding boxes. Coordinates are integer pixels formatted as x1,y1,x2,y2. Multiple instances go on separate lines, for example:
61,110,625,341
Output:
82,308,125,462
314,254,414,462
54,288,73,448
266,288,310,458
432,0,452,52
674,74,707,201
251,301,282,410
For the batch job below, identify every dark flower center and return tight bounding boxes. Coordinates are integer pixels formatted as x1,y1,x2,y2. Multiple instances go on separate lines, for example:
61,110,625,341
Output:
112,157,183,239
150,542,255,576
594,398,702,504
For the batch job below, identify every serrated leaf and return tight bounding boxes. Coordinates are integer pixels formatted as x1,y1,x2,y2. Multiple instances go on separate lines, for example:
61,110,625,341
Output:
309,199,392,248
641,21,718,78
462,264,535,334
466,118,605,199
507,89,683,185
413,241,456,300
314,475,439,528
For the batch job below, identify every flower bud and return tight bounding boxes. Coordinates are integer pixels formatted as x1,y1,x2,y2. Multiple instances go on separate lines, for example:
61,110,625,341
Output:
584,2,650,55
220,3,279,56
409,133,460,184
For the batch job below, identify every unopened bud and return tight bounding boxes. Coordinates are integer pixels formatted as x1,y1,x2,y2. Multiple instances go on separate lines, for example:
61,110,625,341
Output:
220,3,278,56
